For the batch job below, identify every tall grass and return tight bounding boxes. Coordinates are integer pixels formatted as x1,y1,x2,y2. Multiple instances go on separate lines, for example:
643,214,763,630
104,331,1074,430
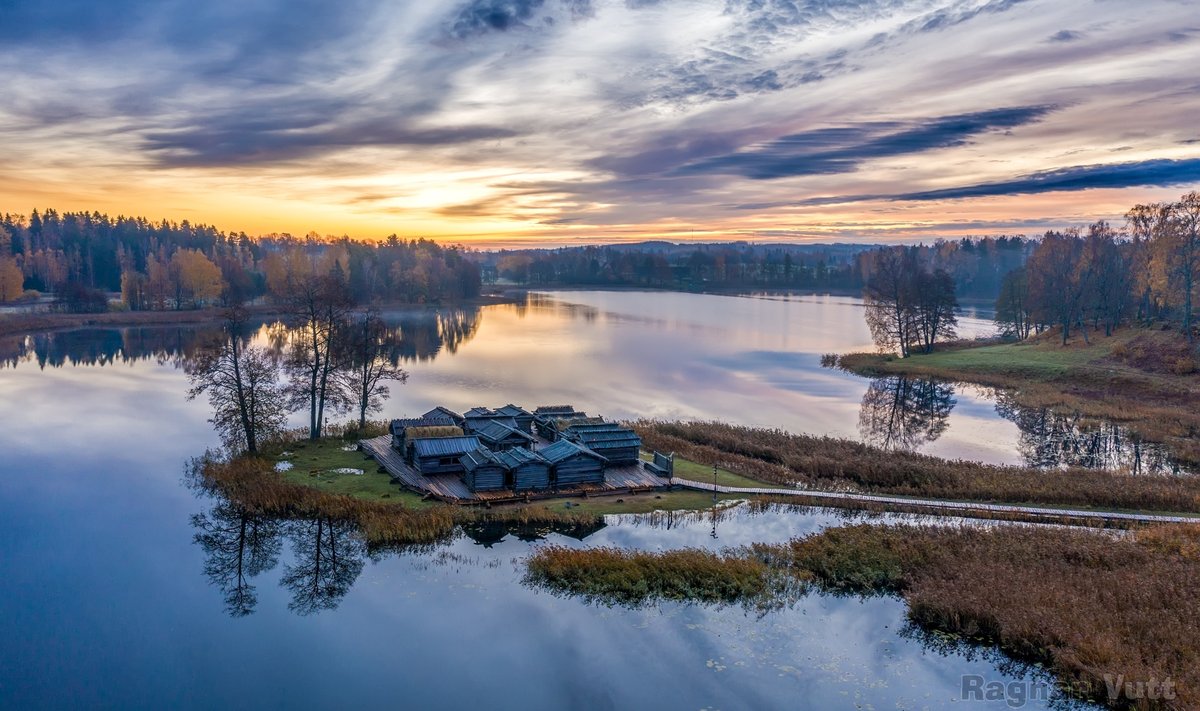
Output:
525,546,769,606
634,420,1200,513
526,523,1200,710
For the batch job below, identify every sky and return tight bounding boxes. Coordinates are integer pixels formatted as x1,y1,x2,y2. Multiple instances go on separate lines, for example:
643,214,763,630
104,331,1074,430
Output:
1,0,1199,247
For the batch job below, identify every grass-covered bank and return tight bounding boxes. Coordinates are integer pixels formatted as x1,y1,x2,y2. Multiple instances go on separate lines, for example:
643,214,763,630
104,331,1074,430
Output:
194,450,607,548
836,329,1200,466
527,523,1200,710
198,428,768,547
633,420,1200,514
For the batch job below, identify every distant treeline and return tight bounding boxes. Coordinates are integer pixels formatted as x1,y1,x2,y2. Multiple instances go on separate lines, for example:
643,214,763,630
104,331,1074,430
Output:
0,209,481,311
479,237,1034,300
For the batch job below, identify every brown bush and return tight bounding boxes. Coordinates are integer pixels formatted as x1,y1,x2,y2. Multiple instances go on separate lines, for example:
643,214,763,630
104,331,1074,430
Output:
531,523,1200,710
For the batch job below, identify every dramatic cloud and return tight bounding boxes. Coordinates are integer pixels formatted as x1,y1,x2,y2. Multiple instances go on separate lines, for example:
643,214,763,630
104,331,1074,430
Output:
0,0,1197,244
894,158,1200,201
671,106,1057,179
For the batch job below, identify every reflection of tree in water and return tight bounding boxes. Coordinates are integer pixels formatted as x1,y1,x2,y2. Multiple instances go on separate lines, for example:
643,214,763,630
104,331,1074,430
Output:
993,393,1184,475
1,306,482,370
857,376,956,451
280,517,366,616
191,502,284,617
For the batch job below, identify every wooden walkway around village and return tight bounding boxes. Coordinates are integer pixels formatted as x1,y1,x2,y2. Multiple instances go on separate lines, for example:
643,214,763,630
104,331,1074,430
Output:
360,435,668,504
670,478,1199,525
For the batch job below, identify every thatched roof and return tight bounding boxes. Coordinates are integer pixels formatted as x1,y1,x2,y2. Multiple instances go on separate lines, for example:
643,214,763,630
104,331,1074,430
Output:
405,425,464,440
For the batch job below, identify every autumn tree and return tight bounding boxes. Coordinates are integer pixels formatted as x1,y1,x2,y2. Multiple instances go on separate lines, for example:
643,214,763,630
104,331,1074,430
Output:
1134,192,1200,343
186,307,288,453
340,308,408,431
171,248,225,309
995,267,1034,339
1082,222,1133,337
1027,230,1093,345
0,227,23,302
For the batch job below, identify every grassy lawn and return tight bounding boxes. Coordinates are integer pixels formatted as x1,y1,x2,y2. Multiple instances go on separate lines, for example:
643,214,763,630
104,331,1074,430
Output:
641,452,783,489
274,438,436,509
842,339,1101,380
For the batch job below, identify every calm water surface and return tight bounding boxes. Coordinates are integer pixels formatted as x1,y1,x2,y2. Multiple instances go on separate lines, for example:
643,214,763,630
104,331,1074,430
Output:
0,291,1119,709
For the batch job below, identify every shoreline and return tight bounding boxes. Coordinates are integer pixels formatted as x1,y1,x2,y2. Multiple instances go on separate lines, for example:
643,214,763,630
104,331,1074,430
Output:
834,328,1200,467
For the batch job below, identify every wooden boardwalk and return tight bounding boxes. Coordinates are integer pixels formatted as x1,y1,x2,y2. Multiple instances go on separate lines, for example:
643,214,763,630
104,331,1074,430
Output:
670,478,1199,525
361,436,668,504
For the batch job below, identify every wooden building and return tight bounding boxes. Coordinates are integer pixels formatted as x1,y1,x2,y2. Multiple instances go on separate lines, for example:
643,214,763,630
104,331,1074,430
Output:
569,424,642,466
422,406,465,428
533,405,590,440
493,404,534,433
408,436,483,476
390,417,458,450
474,419,536,452
495,447,551,491
463,407,501,433
539,439,607,486
461,448,507,491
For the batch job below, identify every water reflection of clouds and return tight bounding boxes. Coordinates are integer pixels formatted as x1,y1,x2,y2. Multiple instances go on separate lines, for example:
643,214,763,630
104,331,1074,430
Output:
0,291,1101,469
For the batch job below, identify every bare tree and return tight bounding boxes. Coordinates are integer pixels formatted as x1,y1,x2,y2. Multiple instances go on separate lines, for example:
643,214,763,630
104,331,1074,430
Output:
341,308,408,431
911,268,959,353
283,263,355,439
863,249,918,357
186,306,288,454
863,249,957,356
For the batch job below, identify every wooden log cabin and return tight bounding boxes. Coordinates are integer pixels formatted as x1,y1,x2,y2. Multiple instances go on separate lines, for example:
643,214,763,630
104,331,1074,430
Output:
408,435,483,476
493,404,534,433
422,406,465,428
390,417,460,450
461,448,507,491
539,439,607,486
495,447,551,491
533,405,576,439
473,419,536,452
567,424,643,466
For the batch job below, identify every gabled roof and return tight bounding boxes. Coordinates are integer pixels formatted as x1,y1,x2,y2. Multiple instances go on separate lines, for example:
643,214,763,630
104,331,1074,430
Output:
464,406,496,418
538,438,608,465
422,406,463,422
411,436,483,458
494,446,547,469
462,447,504,472
494,403,532,418
534,405,576,416
576,430,642,448
474,420,535,444
391,416,455,434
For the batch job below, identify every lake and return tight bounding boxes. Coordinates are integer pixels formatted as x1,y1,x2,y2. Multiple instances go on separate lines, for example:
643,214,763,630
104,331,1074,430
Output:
0,290,1121,709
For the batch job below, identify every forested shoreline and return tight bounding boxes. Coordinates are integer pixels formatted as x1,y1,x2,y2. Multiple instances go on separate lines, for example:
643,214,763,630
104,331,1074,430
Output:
0,209,481,311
